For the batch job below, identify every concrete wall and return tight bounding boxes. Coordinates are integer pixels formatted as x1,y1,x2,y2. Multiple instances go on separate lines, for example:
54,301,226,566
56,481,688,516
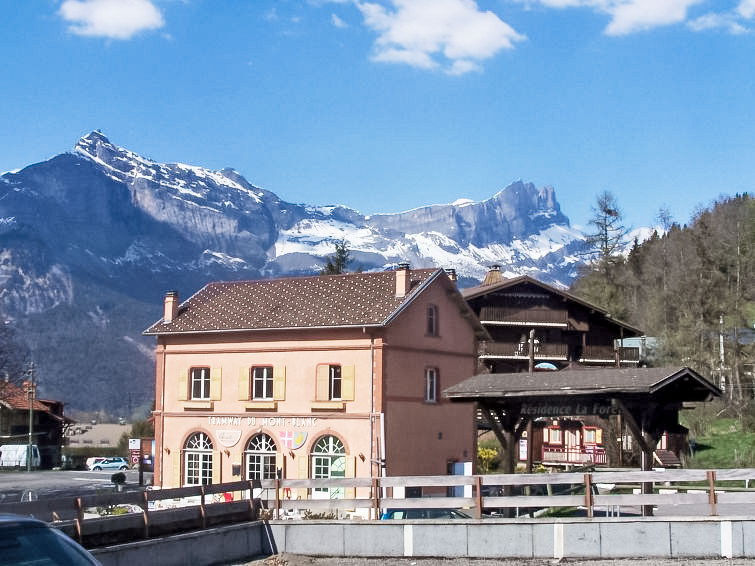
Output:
268,517,755,560
91,521,270,566
91,516,755,564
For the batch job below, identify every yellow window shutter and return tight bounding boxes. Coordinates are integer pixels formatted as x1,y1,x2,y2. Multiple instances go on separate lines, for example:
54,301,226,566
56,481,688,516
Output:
212,450,221,484
342,365,355,401
297,455,309,500
173,451,182,488
210,367,222,401
238,367,250,401
315,365,329,401
273,366,286,401
345,456,357,499
596,428,603,444
178,369,189,401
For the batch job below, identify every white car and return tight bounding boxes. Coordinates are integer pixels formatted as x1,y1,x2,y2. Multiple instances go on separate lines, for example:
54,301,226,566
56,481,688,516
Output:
85,457,106,470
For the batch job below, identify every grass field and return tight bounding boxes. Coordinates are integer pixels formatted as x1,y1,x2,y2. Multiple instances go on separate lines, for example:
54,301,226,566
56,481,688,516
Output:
687,417,755,469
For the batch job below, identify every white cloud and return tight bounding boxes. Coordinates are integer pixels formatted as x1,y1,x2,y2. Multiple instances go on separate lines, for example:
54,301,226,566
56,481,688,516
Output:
355,0,525,74
59,0,164,40
688,11,748,34
516,0,704,35
738,0,755,18
604,0,702,36
332,13,348,28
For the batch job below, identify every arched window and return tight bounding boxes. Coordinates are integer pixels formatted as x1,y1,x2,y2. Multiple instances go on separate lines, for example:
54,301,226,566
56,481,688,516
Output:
245,433,277,481
311,435,346,499
184,432,213,486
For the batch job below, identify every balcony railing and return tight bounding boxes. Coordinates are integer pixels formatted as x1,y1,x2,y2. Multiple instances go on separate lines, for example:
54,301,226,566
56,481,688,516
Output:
478,306,568,327
478,341,568,360
542,446,607,465
580,346,640,363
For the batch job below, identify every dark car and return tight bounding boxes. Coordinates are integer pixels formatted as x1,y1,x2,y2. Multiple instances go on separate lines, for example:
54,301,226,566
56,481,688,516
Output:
0,514,101,565
381,508,472,519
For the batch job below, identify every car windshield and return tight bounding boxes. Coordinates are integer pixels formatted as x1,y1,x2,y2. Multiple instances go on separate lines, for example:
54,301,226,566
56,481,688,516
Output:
0,524,100,566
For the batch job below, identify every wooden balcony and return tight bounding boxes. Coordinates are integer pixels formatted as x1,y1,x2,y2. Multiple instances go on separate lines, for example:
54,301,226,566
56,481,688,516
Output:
478,306,568,327
541,446,607,465
478,341,568,361
580,346,640,364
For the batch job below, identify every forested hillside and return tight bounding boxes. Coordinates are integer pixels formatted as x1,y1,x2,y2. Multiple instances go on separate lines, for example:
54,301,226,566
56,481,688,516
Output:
571,194,754,403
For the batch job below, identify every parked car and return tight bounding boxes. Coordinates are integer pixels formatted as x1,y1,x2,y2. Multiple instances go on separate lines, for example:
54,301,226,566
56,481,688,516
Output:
381,508,472,519
90,457,129,471
0,513,101,565
85,457,106,470
481,481,599,517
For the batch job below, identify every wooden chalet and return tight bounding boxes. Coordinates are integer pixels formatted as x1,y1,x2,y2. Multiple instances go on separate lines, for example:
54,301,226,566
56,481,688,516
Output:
463,266,643,373
460,267,665,469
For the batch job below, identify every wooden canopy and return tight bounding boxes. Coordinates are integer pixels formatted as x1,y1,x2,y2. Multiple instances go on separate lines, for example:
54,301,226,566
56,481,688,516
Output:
445,367,719,459
445,366,720,514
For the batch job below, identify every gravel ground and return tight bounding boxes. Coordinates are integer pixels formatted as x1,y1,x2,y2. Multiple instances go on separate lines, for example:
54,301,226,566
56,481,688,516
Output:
235,554,755,566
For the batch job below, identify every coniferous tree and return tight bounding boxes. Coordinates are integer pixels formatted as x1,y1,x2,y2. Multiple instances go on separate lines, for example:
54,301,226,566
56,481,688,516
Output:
320,240,352,275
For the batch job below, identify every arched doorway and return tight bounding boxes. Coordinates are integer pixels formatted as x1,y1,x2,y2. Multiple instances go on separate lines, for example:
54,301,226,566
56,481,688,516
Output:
184,432,213,486
311,434,345,499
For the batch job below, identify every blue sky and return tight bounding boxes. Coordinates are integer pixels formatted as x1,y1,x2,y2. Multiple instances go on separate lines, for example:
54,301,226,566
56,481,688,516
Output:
2,0,754,229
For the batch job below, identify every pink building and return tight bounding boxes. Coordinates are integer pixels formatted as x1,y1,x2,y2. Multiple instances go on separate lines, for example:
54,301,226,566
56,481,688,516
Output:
144,266,486,496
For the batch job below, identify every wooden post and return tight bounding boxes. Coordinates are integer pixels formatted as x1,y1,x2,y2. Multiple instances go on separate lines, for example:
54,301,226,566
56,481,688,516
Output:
248,480,256,521
584,473,594,518
526,421,534,474
372,478,379,520
200,486,207,529
74,496,84,544
474,475,482,519
528,329,535,372
707,470,718,516
274,478,280,520
142,491,151,539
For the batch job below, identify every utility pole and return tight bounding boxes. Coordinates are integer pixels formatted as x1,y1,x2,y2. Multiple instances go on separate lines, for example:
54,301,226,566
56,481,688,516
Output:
26,362,36,472
719,314,726,395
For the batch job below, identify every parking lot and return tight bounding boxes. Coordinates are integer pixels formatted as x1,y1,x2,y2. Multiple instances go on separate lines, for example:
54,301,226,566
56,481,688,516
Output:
0,468,152,503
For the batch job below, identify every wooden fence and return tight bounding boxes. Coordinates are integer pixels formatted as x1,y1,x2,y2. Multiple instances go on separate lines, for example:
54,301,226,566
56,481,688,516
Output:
2,469,754,548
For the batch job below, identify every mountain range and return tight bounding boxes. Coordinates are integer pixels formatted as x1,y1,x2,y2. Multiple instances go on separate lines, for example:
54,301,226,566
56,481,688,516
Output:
0,131,585,416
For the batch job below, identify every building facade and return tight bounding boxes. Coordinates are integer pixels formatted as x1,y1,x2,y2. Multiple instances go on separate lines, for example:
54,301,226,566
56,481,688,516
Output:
462,267,647,468
0,380,68,469
144,267,485,494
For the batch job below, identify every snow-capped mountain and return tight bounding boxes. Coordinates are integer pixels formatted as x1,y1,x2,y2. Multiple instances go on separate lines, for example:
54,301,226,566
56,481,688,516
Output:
0,131,584,415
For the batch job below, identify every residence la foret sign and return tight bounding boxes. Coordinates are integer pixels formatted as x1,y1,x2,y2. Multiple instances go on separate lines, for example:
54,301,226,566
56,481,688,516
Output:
521,402,619,417
208,415,318,449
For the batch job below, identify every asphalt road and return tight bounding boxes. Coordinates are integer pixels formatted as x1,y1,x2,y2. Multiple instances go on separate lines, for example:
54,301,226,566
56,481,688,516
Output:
0,469,152,503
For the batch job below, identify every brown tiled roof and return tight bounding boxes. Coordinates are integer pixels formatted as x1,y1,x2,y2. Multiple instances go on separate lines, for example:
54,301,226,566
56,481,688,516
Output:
144,269,442,335
0,381,54,413
444,366,721,402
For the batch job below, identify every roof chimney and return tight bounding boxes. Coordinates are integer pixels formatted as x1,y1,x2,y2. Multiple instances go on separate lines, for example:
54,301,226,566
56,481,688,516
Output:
163,290,179,324
444,268,457,284
482,264,503,287
395,262,410,298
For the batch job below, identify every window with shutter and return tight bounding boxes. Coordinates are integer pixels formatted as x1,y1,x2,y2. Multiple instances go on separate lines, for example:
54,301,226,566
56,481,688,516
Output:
190,367,210,400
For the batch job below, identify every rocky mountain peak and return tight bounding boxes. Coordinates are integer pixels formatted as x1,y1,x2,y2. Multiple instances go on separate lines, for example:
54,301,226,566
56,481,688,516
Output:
0,132,588,414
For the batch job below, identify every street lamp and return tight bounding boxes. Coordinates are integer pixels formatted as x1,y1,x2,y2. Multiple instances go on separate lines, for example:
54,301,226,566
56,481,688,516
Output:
25,362,36,472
